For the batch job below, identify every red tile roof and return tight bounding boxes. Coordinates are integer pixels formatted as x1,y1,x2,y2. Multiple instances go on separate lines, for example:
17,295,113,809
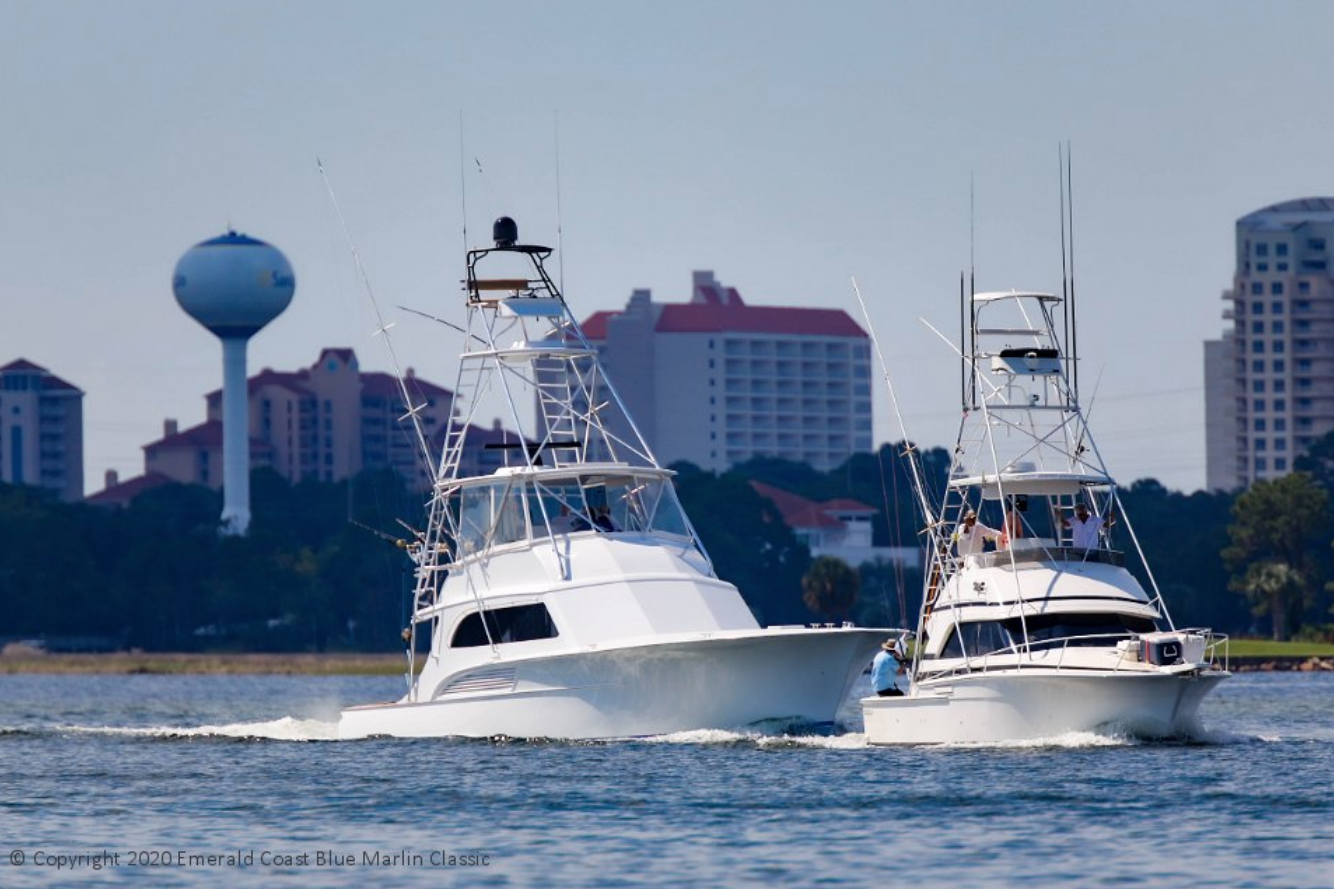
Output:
655,304,866,337
578,304,866,340
1,358,82,392
750,481,843,529
144,420,271,455
750,481,877,529
85,471,175,507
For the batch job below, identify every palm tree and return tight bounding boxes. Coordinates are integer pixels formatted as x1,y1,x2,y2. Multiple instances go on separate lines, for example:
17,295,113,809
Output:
801,556,860,622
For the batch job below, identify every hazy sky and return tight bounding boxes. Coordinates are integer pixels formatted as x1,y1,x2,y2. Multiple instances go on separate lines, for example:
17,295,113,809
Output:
3,1,1330,493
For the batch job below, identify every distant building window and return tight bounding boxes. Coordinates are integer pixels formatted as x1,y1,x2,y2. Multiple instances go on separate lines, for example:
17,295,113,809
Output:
1277,263,1290,272
1273,341,1286,354
1272,282,1284,295
1256,263,1269,273
1251,282,1263,295
1255,457,1268,471
1254,399,1266,412
1276,439,1287,451
1252,360,1264,373
1275,418,1287,432
1254,419,1266,432
1275,399,1287,411
1298,282,1311,294
1256,244,1269,257
1309,238,1327,251
1252,340,1264,354
1273,321,1285,334
1274,380,1286,393
1251,301,1263,314
1275,457,1288,472
1277,243,1289,256
1251,321,1264,334
1273,360,1286,373
1255,439,1267,451
1253,380,1265,393
1272,301,1284,314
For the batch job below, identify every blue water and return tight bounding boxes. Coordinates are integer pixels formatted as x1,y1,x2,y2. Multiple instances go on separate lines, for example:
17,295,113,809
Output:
1,671,1330,887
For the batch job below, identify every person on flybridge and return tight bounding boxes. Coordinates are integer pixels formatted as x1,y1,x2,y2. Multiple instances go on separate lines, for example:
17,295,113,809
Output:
952,510,1000,565
1062,502,1115,550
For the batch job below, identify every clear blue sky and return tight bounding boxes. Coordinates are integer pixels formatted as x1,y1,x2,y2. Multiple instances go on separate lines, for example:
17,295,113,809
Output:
3,0,1330,493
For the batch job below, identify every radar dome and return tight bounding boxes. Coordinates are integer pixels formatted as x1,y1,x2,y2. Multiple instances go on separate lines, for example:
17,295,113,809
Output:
173,232,296,338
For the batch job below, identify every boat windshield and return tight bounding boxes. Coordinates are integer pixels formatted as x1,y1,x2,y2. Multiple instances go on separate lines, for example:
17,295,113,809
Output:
449,473,690,556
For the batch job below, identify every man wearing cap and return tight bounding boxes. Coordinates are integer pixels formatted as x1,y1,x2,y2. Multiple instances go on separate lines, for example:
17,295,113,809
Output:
871,639,907,697
1062,503,1114,551
952,510,1000,564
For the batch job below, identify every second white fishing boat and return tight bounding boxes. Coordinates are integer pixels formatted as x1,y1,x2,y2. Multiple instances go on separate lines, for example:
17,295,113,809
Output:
862,279,1230,745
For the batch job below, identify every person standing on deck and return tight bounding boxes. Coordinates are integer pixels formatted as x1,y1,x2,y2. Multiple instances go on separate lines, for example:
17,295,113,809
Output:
871,639,907,697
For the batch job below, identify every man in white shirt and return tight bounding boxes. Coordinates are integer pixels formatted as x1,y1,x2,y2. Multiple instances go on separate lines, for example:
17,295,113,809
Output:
1064,503,1113,550
953,510,1000,562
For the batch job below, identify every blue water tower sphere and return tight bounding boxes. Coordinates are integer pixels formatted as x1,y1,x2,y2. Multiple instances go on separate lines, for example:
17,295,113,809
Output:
172,231,296,339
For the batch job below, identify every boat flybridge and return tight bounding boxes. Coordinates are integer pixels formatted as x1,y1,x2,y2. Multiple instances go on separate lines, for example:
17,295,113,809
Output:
862,288,1229,745
339,218,896,740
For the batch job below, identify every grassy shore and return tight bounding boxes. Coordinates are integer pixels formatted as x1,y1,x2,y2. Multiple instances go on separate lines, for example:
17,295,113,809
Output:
0,651,411,676
1225,639,1334,658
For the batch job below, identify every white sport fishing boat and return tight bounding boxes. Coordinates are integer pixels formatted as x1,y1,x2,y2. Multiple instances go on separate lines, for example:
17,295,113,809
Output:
862,283,1230,745
340,217,894,740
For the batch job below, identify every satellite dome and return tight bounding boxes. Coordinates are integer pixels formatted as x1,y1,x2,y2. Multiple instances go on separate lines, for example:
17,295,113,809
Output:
493,216,518,247
172,232,296,338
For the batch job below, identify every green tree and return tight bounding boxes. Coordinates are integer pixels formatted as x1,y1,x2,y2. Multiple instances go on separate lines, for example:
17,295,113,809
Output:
670,463,812,624
1222,472,1330,640
801,556,860,622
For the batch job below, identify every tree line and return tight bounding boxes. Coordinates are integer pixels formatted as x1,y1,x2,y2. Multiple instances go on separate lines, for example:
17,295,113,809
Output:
3,440,1334,652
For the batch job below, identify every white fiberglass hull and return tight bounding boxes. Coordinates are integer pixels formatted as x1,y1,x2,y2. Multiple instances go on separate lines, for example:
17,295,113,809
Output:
863,667,1230,745
340,628,884,740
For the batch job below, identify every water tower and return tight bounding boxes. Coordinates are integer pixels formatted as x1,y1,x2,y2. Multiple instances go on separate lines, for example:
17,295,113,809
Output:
172,232,295,535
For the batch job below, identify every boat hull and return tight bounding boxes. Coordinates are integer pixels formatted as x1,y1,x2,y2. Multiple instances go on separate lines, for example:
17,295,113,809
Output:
340,629,885,740
862,667,1230,745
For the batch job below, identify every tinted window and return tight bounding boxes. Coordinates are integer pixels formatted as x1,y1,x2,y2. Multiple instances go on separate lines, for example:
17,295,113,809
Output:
1002,612,1155,647
451,604,559,648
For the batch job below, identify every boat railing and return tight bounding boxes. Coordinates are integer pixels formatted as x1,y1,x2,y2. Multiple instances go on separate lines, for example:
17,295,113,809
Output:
919,628,1230,680
969,546,1125,570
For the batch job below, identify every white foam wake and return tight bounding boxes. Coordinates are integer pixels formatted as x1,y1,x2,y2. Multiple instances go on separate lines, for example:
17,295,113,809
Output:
63,716,339,742
641,728,870,749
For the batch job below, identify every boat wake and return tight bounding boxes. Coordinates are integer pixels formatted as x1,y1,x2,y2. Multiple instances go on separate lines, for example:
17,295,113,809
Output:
59,717,339,742
642,728,870,750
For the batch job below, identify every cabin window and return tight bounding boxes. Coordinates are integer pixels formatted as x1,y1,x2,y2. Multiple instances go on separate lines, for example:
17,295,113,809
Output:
940,627,965,658
450,604,559,648
1001,613,1156,648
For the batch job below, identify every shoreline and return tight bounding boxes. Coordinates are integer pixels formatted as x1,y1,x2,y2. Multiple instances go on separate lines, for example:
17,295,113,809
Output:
0,652,411,676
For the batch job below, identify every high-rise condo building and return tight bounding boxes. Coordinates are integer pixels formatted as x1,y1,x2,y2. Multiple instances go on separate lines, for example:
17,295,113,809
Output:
574,271,873,472
1205,197,1334,490
0,359,84,501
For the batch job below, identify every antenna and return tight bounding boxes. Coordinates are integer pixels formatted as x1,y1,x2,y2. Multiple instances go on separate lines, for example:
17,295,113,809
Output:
1066,141,1078,402
458,110,469,254
1059,142,1070,382
318,159,437,482
851,277,940,532
554,110,566,296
